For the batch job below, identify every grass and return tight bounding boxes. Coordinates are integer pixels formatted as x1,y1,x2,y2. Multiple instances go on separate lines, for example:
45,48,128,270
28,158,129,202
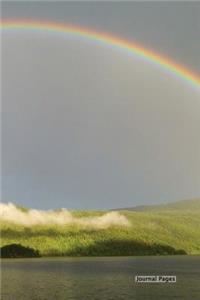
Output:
1,200,200,257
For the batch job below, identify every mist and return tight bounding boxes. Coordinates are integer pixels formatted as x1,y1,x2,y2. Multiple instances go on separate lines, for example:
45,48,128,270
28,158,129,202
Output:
0,203,130,228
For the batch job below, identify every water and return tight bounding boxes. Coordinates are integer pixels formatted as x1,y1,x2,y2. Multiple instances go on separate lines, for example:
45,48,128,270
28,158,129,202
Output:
1,256,200,300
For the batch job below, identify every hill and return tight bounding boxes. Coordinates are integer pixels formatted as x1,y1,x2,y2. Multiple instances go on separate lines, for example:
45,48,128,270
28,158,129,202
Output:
1,200,200,257
113,198,200,212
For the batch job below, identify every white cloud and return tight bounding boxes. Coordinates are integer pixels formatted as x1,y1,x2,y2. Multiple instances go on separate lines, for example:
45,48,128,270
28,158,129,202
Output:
0,203,130,228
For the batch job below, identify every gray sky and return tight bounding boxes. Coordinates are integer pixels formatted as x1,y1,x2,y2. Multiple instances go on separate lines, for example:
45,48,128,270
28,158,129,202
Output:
2,1,200,209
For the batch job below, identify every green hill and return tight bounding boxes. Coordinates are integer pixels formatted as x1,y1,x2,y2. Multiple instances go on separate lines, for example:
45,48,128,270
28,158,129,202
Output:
114,198,200,212
1,199,200,257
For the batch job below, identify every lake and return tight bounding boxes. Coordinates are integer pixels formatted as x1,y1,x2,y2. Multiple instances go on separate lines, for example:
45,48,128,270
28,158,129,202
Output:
1,256,200,300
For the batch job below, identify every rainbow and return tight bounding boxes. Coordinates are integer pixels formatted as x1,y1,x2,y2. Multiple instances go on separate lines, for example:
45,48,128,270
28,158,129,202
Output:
1,19,200,90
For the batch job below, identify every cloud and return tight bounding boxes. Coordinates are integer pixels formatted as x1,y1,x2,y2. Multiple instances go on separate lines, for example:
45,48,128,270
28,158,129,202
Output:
0,203,130,228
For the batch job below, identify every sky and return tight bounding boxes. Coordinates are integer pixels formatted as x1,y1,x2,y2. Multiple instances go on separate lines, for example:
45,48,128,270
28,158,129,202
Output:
1,1,200,210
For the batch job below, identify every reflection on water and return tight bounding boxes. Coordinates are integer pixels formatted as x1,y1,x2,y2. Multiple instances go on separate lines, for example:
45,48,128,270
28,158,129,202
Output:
1,256,200,300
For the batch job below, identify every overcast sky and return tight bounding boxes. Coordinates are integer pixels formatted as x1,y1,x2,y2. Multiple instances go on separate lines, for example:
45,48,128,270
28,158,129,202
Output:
2,2,200,209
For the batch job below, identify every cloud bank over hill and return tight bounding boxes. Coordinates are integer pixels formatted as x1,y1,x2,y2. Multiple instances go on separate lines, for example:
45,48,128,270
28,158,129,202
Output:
0,203,130,228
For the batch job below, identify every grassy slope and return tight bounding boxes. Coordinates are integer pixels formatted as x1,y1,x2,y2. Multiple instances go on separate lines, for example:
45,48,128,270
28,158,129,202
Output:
1,200,200,256
113,198,200,211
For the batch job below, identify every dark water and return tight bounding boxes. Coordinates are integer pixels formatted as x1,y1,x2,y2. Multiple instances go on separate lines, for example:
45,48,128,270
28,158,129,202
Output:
1,256,200,300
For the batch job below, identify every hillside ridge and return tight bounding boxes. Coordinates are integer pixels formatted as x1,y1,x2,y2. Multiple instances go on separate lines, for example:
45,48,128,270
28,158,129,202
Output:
112,198,200,211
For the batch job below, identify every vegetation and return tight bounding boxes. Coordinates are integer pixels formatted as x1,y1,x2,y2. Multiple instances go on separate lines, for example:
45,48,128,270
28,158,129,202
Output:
1,199,200,257
1,243,40,258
